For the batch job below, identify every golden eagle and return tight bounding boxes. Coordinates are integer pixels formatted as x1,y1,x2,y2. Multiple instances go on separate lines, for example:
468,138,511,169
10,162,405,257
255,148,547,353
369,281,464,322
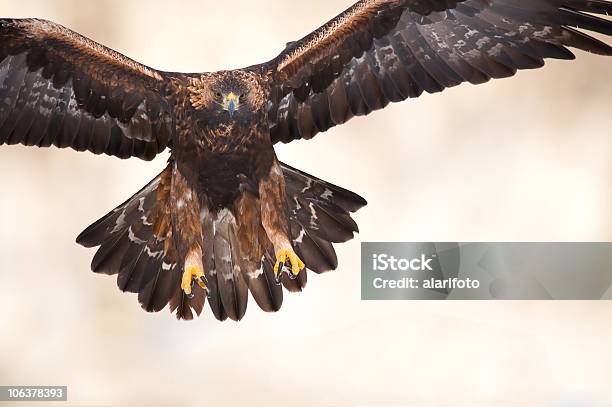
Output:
1,0,611,320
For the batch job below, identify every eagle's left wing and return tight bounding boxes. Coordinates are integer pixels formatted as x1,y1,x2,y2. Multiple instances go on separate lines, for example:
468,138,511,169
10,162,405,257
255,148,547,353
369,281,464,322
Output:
266,0,612,144
0,19,175,160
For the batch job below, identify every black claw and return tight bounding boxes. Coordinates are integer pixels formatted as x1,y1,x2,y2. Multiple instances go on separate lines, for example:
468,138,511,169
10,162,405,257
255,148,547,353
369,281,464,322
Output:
185,278,196,300
200,275,208,285
274,265,283,285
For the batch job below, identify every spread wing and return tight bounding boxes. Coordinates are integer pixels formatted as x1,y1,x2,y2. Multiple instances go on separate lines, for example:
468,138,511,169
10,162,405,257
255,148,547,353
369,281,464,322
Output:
266,0,612,144
0,19,175,160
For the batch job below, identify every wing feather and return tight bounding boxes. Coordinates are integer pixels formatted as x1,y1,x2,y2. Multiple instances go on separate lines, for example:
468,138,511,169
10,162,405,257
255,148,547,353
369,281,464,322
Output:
266,0,612,144
0,18,175,160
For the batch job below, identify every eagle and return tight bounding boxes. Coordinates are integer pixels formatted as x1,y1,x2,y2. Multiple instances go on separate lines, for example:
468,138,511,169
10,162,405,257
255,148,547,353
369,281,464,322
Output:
1,0,611,320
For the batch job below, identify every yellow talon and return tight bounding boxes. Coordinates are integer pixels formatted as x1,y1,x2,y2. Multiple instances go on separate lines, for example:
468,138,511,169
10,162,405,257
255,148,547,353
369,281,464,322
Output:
181,250,206,297
273,248,305,277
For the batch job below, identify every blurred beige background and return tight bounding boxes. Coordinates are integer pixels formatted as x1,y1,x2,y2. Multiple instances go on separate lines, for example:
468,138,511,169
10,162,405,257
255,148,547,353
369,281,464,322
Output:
0,1,611,406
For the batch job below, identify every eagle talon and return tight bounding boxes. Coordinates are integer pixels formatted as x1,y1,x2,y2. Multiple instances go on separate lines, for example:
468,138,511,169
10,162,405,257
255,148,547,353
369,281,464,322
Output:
273,248,305,280
274,272,282,285
181,255,206,298
273,264,294,283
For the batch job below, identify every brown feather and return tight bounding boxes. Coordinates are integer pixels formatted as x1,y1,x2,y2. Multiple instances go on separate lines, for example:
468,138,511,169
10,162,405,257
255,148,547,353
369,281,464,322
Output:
0,18,175,160
268,0,612,143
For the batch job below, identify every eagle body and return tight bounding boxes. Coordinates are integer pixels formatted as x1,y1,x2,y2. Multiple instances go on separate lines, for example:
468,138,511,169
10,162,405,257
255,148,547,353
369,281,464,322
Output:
174,70,275,209
1,1,611,320
167,71,296,321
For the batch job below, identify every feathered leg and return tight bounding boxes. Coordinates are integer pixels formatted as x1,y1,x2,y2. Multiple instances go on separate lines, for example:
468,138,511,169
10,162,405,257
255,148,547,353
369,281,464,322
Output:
170,163,207,299
259,160,305,279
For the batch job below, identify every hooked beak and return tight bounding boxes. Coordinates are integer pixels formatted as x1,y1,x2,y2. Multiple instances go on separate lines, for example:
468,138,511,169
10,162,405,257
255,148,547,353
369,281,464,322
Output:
224,92,239,117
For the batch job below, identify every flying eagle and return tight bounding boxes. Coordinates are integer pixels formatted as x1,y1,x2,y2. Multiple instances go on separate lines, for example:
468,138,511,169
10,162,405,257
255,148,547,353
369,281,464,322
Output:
1,0,611,320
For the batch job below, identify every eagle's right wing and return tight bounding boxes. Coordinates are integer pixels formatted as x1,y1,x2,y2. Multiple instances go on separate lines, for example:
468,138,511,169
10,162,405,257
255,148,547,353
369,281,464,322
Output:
265,0,612,144
0,18,175,161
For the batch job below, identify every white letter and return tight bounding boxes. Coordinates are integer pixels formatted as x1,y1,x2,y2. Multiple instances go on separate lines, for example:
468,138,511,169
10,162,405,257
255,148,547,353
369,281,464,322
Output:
377,254,388,271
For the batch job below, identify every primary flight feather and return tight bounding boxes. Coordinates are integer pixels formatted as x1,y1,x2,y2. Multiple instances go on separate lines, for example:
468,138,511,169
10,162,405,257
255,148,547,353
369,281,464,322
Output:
0,0,610,320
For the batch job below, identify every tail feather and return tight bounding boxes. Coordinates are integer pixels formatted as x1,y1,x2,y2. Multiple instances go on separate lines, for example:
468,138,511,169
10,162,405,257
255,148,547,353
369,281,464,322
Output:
295,196,357,243
197,210,227,321
117,244,147,293
297,230,339,274
139,260,180,314
212,210,249,321
77,161,367,320
282,163,367,213
76,175,161,248
279,260,308,292
90,228,130,275
169,279,206,320
281,162,366,274
244,230,283,311
116,217,157,293
77,163,205,319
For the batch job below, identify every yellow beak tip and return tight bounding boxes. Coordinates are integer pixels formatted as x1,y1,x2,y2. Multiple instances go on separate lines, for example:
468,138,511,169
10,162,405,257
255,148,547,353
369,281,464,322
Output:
224,92,240,116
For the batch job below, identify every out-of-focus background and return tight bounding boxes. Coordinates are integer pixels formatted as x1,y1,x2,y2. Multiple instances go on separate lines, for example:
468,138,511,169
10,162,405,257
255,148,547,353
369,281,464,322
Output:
0,1,611,406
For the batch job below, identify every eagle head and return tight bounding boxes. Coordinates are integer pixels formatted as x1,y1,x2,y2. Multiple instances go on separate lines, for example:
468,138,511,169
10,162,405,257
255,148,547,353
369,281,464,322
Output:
189,73,263,123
